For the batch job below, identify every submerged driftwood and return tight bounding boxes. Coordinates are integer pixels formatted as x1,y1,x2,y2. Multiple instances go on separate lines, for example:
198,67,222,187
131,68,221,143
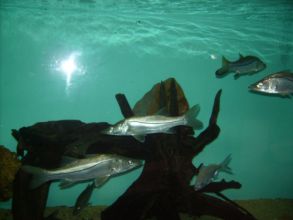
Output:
12,78,255,220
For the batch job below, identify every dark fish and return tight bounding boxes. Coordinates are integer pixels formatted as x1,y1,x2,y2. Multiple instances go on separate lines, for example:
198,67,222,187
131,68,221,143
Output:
73,182,95,215
216,54,266,79
249,70,293,97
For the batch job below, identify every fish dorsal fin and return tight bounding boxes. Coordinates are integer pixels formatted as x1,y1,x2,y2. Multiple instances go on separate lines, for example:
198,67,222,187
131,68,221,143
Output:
239,53,245,59
222,56,230,66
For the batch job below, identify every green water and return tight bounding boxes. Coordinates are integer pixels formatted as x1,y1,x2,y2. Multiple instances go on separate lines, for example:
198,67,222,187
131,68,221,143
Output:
0,0,293,209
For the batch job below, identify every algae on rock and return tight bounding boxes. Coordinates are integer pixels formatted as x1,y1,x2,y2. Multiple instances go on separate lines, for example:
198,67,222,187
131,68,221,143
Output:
0,145,21,201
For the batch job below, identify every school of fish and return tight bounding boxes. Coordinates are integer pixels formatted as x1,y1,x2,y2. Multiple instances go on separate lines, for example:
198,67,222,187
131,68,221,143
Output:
15,50,291,215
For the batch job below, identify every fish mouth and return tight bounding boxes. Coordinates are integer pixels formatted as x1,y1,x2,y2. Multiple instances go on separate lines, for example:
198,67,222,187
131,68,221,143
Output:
134,160,143,167
248,84,257,91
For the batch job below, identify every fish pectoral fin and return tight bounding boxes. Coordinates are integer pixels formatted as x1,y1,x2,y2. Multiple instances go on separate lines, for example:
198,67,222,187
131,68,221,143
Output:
133,135,145,142
234,73,240,80
59,179,76,189
94,175,110,187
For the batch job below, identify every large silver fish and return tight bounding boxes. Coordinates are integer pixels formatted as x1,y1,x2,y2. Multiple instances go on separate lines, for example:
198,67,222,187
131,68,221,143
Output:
21,154,142,189
194,154,233,191
102,104,203,142
216,54,266,79
73,181,95,215
249,70,293,97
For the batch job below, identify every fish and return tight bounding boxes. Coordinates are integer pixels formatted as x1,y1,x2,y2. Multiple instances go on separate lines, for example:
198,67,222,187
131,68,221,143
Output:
73,181,95,215
215,54,266,79
21,154,142,189
102,104,203,142
194,154,233,191
249,70,293,97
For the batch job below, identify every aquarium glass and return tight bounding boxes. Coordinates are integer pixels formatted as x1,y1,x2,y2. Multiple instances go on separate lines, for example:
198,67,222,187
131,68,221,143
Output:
0,0,293,209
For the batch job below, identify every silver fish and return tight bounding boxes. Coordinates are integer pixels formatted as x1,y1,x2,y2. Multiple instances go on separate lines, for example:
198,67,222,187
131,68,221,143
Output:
249,70,293,97
21,154,142,189
216,54,266,79
73,181,95,215
194,154,233,191
102,104,203,142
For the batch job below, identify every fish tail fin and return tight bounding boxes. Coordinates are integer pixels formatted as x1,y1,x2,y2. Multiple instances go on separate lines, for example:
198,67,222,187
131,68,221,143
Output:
215,56,230,77
21,165,51,189
220,154,233,174
184,104,203,130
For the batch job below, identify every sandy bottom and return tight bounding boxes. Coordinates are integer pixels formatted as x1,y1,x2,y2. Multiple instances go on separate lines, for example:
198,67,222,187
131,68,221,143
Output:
0,199,292,220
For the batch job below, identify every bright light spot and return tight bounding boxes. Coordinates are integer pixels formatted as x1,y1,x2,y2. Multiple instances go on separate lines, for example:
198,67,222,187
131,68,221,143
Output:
59,54,77,88
54,51,85,93
61,56,77,77
210,54,217,60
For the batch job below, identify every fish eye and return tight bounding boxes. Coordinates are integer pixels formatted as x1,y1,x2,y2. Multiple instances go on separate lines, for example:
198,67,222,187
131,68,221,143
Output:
128,161,133,166
257,82,263,88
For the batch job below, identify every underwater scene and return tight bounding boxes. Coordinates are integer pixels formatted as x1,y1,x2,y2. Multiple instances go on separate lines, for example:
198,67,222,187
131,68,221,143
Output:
0,0,293,219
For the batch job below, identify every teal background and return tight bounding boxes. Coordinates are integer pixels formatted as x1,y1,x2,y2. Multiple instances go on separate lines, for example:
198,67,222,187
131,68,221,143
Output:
0,0,292,209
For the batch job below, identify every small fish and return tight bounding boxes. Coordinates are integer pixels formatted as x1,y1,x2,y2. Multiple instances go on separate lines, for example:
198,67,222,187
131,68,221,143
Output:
21,154,142,189
216,54,266,79
73,182,95,215
249,70,293,97
102,105,203,142
194,154,233,191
